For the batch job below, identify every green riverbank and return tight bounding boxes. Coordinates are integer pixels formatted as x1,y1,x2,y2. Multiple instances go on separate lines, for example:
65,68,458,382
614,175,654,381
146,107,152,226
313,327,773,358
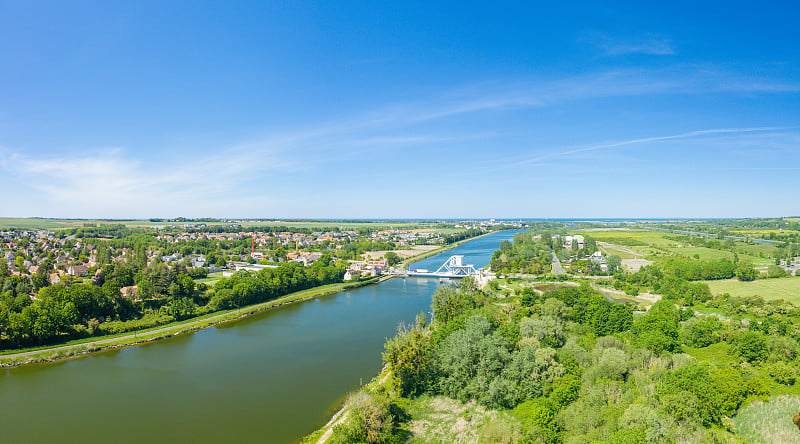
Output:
0,231,479,368
0,278,387,367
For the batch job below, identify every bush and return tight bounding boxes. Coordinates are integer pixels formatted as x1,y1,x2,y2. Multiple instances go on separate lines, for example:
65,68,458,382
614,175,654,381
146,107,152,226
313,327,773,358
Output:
382,318,433,396
633,300,680,354
735,331,768,363
584,348,629,383
550,374,582,408
329,391,400,444
681,316,722,347
661,364,721,426
520,316,565,348
768,362,797,385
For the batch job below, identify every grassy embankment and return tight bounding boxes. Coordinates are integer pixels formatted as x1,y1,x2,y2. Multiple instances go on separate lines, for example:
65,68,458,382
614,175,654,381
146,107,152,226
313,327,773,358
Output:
0,225,481,366
0,279,384,367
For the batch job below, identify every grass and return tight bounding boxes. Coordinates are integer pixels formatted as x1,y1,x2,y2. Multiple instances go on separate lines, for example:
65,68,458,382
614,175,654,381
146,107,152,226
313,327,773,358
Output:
703,277,800,304
683,342,739,367
578,229,775,265
403,396,519,444
599,245,636,259
194,271,224,286
734,395,800,444
664,246,736,261
736,242,779,258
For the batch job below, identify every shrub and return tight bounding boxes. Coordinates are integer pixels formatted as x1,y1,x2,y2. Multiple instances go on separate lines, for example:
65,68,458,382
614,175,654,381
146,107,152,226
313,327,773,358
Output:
767,362,797,385
329,391,399,444
735,331,768,363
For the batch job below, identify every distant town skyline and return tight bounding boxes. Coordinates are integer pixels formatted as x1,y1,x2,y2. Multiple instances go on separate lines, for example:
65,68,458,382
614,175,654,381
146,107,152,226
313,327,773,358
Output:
1,1,798,218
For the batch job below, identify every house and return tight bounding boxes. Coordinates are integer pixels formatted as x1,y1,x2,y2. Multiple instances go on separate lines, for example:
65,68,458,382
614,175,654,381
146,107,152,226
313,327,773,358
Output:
367,260,387,270
588,251,605,262
49,272,63,285
344,270,356,281
120,285,139,299
67,265,89,276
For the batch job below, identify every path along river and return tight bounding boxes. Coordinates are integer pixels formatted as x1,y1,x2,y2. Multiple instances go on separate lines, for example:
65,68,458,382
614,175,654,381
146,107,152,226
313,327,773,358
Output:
0,230,521,444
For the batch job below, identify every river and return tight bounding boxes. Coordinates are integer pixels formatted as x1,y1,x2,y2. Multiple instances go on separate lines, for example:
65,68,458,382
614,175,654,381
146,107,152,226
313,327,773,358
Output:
0,230,521,444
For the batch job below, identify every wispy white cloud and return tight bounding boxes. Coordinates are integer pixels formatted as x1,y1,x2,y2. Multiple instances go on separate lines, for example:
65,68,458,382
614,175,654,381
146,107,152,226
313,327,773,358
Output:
524,127,794,164
0,142,297,217
374,68,799,125
3,65,798,217
465,127,797,173
585,32,676,56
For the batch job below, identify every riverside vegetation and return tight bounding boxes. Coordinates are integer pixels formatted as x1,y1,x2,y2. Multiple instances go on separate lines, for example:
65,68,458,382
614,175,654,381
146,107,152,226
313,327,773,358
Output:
322,224,800,443
0,222,498,352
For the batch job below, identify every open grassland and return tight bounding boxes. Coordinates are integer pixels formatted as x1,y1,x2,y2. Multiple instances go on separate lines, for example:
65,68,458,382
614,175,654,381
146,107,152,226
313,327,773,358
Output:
664,246,736,261
0,217,463,233
735,242,779,258
574,229,677,247
579,229,770,264
0,218,111,229
598,243,636,259
704,277,800,304
735,395,800,444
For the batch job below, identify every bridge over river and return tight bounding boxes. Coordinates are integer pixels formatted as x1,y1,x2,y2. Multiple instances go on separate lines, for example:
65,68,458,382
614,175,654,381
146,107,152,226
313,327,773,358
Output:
398,254,481,278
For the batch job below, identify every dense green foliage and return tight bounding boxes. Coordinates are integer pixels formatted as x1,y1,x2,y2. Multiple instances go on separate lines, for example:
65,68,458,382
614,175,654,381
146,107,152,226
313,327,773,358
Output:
491,232,553,275
0,257,343,348
374,269,800,443
211,257,343,310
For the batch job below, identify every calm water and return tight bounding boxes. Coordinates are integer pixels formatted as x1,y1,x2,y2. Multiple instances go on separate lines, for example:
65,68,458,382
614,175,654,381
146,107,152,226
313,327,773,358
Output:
0,230,521,444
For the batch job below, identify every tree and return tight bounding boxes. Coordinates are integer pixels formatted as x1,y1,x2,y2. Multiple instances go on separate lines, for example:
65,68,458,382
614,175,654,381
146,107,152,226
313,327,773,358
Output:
520,316,565,348
607,255,622,274
735,331,767,363
384,251,401,267
736,262,759,281
431,285,472,324
633,300,680,354
766,264,786,278
435,315,511,404
383,315,432,396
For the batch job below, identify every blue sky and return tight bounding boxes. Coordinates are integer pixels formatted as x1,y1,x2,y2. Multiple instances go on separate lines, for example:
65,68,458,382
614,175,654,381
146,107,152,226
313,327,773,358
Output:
0,1,798,219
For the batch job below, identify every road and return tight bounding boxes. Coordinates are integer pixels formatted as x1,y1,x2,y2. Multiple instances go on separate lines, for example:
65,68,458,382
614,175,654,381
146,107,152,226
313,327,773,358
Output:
551,250,565,275
1,283,351,361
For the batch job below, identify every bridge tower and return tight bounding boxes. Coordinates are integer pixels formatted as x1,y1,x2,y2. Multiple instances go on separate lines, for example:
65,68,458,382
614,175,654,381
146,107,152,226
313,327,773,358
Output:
435,255,477,277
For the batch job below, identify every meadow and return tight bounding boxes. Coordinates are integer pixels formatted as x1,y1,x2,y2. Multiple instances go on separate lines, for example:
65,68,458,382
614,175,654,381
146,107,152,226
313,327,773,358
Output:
734,395,800,444
704,277,800,304
577,229,771,265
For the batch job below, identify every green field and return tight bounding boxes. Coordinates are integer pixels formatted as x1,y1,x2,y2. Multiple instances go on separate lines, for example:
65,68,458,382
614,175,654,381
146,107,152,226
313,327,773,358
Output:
575,229,678,247
664,245,737,261
195,271,225,287
577,229,771,265
704,277,800,303
0,217,462,233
